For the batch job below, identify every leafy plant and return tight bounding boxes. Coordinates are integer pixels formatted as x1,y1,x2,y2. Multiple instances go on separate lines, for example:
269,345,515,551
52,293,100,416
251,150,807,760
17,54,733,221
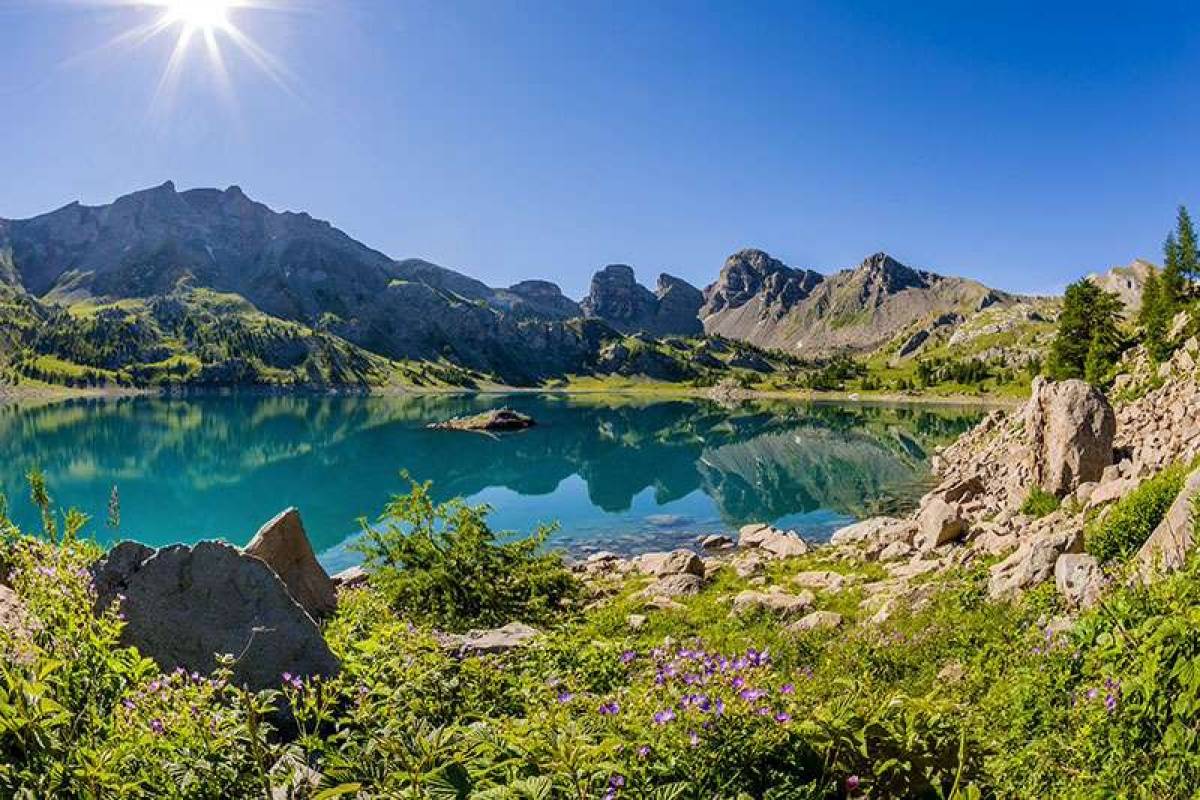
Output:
1085,464,1186,563
1019,487,1060,519
353,478,580,632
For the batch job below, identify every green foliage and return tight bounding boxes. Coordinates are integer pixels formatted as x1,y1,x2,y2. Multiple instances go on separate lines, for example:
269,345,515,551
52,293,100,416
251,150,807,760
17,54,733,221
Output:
1048,279,1123,383
1019,487,1060,519
353,479,580,632
1085,464,1187,563
1175,205,1199,284
1139,265,1172,362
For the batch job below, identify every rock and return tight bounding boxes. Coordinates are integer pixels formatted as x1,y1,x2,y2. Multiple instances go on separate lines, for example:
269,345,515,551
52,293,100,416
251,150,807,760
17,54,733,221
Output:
1024,377,1116,496
988,524,1084,599
428,408,535,432
700,534,735,550
1135,466,1200,579
791,571,847,592
269,753,323,800
738,523,809,557
331,565,369,589
90,540,155,610
888,558,942,579
94,541,339,691
635,549,704,578
938,661,966,683
829,516,898,546
931,476,985,504
731,588,815,618
916,499,967,552
1054,553,1105,608
1072,481,1098,506
449,622,540,656
580,264,703,337
1086,478,1135,509
644,596,686,612
731,551,767,578
788,610,843,632
626,613,647,630
642,573,703,598
878,540,914,561
244,508,337,618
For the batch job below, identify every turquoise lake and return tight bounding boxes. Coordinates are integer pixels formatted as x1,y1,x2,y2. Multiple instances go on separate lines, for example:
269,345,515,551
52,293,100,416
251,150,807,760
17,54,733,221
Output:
0,394,983,572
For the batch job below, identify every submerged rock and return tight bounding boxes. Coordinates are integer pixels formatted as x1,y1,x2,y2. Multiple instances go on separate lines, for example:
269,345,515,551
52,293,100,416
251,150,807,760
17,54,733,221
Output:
428,408,535,432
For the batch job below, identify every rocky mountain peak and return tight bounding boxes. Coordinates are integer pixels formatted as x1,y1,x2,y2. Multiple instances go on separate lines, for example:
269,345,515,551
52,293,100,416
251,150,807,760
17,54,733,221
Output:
581,264,702,336
702,249,824,316
853,252,927,294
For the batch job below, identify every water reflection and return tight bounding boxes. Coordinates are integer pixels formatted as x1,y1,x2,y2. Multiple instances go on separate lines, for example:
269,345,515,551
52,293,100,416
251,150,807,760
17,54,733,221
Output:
0,394,982,565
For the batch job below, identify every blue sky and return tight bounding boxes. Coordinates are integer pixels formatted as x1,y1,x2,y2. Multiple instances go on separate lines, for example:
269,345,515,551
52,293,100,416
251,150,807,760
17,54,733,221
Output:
0,0,1196,297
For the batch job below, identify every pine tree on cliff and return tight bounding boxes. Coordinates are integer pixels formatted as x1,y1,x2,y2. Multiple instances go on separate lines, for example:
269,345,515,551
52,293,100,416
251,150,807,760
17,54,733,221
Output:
1139,266,1170,361
1176,205,1198,284
1048,279,1122,382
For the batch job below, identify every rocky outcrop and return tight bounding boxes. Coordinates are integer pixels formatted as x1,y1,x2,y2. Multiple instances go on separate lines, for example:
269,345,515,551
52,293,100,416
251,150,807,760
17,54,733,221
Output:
443,622,540,656
244,508,337,618
428,408,536,432
988,519,1083,600
916,499,968,552
634,549,704,578
1024,377,1116,497
731,588,815,618
580,265,703,336
91,541,339,690
1055,553,1105,609
738,524,810,558
789,610,843,632
1134,466,1200,579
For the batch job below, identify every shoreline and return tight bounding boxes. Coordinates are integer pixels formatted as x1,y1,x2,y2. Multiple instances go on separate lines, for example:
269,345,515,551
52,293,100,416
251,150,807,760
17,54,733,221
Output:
0,380,1027,408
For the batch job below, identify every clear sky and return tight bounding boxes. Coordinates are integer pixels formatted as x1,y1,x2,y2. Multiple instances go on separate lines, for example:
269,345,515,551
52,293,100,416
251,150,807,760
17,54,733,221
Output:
0,1,1197,298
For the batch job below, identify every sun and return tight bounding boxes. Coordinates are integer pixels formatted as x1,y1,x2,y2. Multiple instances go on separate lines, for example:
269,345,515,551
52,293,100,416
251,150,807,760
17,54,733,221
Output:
161,0,234,33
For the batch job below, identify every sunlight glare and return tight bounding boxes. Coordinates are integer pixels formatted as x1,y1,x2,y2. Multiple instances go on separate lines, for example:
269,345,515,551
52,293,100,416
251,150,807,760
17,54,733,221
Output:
162,0,233,33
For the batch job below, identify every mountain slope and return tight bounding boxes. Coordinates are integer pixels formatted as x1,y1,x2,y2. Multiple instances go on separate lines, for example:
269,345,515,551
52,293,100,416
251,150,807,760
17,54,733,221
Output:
701,249,1022,356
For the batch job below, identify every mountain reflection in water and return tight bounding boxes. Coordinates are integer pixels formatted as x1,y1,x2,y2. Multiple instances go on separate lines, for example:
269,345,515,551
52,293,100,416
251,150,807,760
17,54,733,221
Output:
0,394,982,569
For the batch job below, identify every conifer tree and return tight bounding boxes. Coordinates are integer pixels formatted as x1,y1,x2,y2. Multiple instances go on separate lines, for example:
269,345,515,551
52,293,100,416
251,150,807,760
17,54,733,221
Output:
1162,232,1185,315
1048,279,1122,382
1139,266,1169,361
1176,205,1198,284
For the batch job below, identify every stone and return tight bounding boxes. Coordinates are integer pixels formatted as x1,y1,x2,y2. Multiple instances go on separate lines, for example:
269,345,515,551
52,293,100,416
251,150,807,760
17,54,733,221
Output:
450,622,540,656
791,570,847,592
644,596,686,612
626,613,647,630
1086,478,1135,509
635,549,704,578
829,516,898,546
938,661,966,683
788,610,843,632
988,524,1084,599
1135,466,1200,579
331,565,369,589
916,498,967,552
244,508,337,618
1024,377,1116,496
878,540,914,561
642,573,703,598
731,551,767,578
94,541,339,691
738,523,809,557
1072,481,1098,506
0,584,33,663
700,534,735,550
731,588,815,618
428,408,535,432
90,540,155,610
1054,553,1105,608
269,753,323,800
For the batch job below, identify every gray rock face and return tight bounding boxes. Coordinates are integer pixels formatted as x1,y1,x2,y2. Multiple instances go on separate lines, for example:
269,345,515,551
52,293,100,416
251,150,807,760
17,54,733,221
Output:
738,523,810,557
1135,466,1200,579
988,524,1084,599
731,588,815,618
93,541,339,690
446,622,541,656
244,508,337,618
788,610,843,632
1024,377,1116,497
580,265,703,336
1054,553,1105,608
642,573,704,598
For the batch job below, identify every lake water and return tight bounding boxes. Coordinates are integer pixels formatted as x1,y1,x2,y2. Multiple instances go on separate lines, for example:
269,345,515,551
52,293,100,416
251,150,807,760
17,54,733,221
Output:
0,394,982,572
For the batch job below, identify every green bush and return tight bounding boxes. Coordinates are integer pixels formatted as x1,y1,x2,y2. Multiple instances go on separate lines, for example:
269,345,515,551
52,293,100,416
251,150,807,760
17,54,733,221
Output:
1019,486,1061,518
1085,464,1187,563
353,479,580,632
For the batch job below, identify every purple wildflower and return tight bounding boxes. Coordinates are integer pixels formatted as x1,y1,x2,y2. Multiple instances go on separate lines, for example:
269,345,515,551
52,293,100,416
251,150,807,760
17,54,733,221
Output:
739,688,767,702
653,708,676,725
775,711,792,724
121,698,135,710
637,745,651,758
1105,693,1118,713
609,774,625,788
149,719,165,735
557,690,574,703
780,683,795,695
599,701,620,715
1086,688,1098,701
689,730,700,746
846,775,861,792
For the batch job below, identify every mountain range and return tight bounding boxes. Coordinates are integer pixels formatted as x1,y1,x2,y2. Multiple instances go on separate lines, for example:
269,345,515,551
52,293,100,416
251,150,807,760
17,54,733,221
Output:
0,182,1072,389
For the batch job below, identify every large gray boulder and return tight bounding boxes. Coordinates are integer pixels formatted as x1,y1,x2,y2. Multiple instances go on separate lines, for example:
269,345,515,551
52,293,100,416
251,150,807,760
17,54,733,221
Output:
1024,377,1116,497
916,499,968,552
1054,553,1105,609
634,549,704,578
92,541,339,691
989,524,1084,599
1135,466,1200,579
244,508,337,618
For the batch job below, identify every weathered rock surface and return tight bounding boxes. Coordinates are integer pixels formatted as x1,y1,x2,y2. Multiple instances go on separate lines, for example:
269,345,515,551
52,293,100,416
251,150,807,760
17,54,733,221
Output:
791,571,848,592
580,264,703,336
445,622,541,656
1054,553,1105,609
731,588,815,618
635,549,704,578
788,610,843,632
244,508,337,618
1024,377,1116,497
700,534,735,550
332,565,369,589
916,499,967,552
989,523,1084,600
1135,466,1200,579
642,573,703,598
92,541,339,690
737,524,809,558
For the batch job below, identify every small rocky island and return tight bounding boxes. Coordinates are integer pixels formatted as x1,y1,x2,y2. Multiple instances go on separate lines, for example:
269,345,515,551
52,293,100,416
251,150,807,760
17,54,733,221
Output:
427,407,536,432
